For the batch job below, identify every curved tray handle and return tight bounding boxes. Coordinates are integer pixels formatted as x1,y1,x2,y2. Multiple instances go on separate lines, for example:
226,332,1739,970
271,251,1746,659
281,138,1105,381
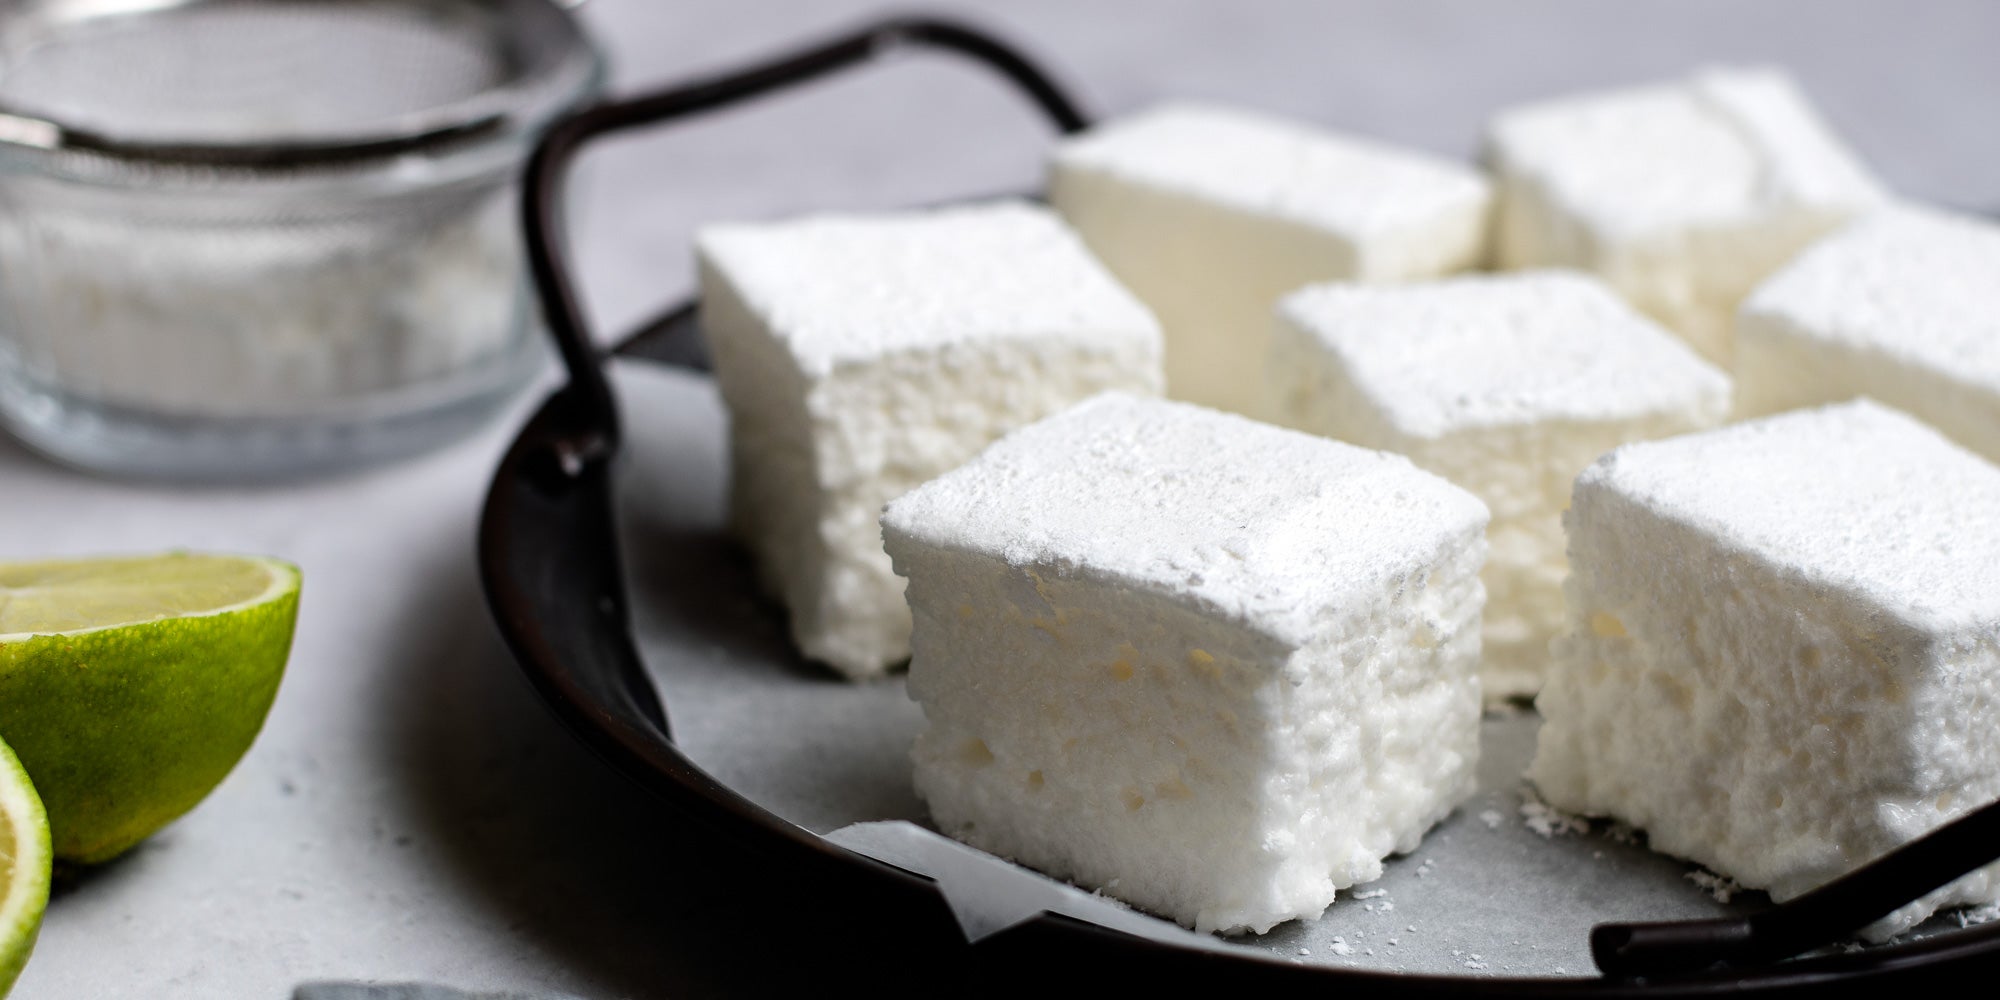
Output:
478,5,1095,942
520,15,1087,459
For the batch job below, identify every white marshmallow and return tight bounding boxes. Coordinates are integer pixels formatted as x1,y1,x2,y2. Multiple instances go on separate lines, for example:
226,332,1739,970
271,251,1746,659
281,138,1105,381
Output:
1049,102,1491,416
1270,271,1730,701
697,202,1163,679
1738,205,2000,464
882,393,1488,933
1532,401,2000,937
1487,68,1884,364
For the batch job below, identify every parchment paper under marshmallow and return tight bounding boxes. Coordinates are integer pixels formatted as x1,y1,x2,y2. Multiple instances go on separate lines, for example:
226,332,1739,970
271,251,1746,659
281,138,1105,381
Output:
1049,102,1490,416
1532,400,2000,938
883,393,1488,933
1737,205,2000,463
1270,271,1729,701
1486,67,1884,364
697,201,1162,679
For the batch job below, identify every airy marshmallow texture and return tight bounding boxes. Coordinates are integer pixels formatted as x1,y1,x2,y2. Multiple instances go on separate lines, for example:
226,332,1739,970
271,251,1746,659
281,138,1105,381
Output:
1049,102,1492,416
1738,205,2000,464
1270,271,1730,701
1532,401,2000,937
883,394,1488,933
697,202,1163,679
1487,68,1884,365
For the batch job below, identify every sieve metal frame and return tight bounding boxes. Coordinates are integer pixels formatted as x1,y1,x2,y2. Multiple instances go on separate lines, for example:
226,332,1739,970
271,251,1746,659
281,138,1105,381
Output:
0,0,602,168
479,14,2000,992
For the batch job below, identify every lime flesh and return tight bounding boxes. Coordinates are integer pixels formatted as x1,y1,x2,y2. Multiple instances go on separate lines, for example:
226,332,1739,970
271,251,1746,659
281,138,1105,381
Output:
0,734,50,996
0,553,299,863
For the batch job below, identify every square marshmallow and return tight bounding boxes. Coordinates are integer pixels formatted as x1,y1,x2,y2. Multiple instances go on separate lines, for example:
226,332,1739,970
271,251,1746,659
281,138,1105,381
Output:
698,202,1163,679
1269,271,1731,701
1487,68,1884,364
1739,205,2000,464
1049,102,1492,416
881,393,1488,933
1532,401,2000,936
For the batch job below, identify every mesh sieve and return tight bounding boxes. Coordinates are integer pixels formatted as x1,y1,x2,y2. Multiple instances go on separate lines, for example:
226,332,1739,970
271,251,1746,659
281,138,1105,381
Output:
0,0,598,167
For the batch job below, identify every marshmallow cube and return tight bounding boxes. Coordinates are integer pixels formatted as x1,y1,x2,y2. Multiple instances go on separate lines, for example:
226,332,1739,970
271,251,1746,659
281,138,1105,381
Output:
1739,206,2000,464
1532,402,2000,937
882,394,1488,934
1270,271,1731,701
698,203,1163,679
1486,68,1883,364
1049,103,1492,416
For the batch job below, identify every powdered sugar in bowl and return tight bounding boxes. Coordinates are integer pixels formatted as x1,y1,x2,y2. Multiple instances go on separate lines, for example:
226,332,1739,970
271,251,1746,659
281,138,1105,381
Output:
0,0,602,480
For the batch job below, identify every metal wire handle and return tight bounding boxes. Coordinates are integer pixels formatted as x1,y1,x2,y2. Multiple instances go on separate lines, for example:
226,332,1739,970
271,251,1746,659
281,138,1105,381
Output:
518,15,1086,477
1594,796,2000,977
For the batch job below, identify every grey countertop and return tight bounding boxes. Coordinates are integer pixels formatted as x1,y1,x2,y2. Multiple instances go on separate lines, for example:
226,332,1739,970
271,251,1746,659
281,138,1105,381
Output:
7,1,1999,996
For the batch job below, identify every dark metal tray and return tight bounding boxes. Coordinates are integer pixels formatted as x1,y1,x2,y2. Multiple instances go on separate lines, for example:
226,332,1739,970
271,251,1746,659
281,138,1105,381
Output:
477,15,2000,993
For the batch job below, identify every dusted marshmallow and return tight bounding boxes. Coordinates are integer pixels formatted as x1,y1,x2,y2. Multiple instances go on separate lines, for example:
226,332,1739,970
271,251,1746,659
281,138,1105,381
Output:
1049,102,1491,416
1738,206,2000,463
1270,271,1729,702
698,202,1163,679
882,394,1488,933
1487,68,1884,364
1532,401,2000,937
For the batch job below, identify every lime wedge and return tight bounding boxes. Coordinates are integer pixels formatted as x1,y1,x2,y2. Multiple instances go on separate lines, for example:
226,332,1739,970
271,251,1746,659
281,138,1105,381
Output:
0,554,287,636
0,553,300,863
0,734,50,996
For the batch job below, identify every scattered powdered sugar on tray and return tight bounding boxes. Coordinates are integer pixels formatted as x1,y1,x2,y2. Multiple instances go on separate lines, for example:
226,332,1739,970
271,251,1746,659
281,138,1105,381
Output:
1519,788,1590,837
1329,936,1355,957
1479,809,1504,829
1686,869,1743,903
1603,821,1642,845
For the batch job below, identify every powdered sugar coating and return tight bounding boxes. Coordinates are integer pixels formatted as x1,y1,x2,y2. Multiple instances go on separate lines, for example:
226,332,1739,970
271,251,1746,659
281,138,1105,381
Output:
1581,400,2000,629
1048,102,1491,415
1055,102,1490,246
1275,271,1729,438
1737,206,2000,462
696,201,1160,377
1491,70,1877,241
1486,67,1883,363
884,393,1490,649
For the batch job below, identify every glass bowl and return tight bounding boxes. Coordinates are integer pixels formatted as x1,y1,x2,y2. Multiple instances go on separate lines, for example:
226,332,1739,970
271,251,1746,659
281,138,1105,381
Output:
0,0,604,481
